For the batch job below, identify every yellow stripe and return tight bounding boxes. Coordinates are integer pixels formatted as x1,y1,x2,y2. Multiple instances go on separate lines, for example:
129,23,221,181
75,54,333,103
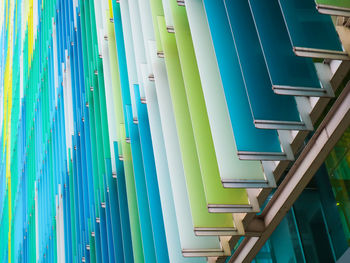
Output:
28,0,33,65
5,2,14,262
108,0,113,19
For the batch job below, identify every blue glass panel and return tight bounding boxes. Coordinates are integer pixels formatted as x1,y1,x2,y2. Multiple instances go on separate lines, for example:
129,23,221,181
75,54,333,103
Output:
133,85,169,262
294,190,336,262
202,0,284,157
99,206,111,263
94,221,103,262
105,191,118,263
224,0,303,129
114,142,134,262
278,0,346,58
126,106,157,262
248,0,323,96
112,1,132,138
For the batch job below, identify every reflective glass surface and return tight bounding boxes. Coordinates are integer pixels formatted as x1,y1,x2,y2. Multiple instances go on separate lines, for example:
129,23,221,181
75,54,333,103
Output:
251,135,350,263
325,127,350,246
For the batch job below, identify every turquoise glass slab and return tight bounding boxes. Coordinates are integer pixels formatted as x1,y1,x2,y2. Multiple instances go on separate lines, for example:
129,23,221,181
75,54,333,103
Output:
125,106,157,262
224,0,305,130
248,0,324,97
203,0,286,160
279,0,348,60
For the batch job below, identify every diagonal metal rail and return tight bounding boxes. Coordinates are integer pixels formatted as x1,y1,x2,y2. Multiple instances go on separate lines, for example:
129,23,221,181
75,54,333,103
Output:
228,77,350,263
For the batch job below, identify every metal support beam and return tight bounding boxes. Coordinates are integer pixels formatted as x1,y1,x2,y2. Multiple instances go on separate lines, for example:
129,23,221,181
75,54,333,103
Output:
215,60,350,263
229,81,350,263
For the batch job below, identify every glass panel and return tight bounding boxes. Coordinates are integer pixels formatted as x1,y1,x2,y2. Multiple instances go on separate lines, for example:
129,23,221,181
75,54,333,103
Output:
202,0,284,156
279,0,344,53
294,190,336,263
248,0,322,95
253,135,350,263
252,240,274,263
150,39,222,254
185,0,268,185
325,127,350,246
315,0,350,9
169,0,250,209
157,15,237,231
253,209,305,263
314,165,349,259
224,0,302,126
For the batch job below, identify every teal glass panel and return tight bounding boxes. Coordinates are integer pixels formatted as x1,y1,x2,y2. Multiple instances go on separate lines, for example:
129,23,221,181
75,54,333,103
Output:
279,0,345,56
252,209,305,263
203,0,284,156
248,0,322,95
293,190,337,262
126,106,157,262
224,0,303,128
313,165,349,259
325,128,350,246
251,163,350,263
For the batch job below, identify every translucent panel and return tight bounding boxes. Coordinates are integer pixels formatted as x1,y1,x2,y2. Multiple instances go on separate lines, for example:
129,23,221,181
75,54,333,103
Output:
316,0,350,8
253,209,305,263
133,86,169,262
113,143,134,262
120,125,145,262
325,128,350,246
185,0,273,187
248,0,324,97
141,60,208,260
315,0,350,17
224,0,305,130
203,0,285,159
157,15,240,234
125,106,157,262
149,40,224,255
294,191,336,262
279,0,347,60
168,0,255,212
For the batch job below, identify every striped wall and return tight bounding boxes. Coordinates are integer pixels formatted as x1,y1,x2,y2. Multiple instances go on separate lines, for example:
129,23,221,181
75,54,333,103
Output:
0,0,348,262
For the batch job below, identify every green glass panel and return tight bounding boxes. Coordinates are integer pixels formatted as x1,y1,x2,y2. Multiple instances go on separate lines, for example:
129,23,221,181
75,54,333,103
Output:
107,20,124,142
185,0,271,187
315,0,350,9
157,15,238,231
149,0,165,52
315,0,350,16
325,127,350,246
120,124,145,262
167,1,250,208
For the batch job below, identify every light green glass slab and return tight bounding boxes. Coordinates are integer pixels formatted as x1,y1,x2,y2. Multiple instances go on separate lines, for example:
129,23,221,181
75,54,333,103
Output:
150,0,165,52
149,39,233,256
142,57,218,259
100,26,119,175
167,0,257,212
158,15,245,235
184,0,275,188
107,18,125,141
127,0,148,99
119,0,138,118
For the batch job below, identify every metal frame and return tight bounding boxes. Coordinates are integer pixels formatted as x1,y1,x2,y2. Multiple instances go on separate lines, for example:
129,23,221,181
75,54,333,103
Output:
216,60,350,263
